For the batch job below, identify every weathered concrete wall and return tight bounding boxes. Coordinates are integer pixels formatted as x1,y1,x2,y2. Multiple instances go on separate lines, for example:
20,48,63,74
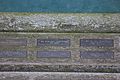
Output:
0,13,120,32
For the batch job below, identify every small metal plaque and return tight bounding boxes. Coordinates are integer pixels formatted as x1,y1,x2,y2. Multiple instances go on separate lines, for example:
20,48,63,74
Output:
37,51,71,58
80,51,114,59
80,39,114,47
37,39,70,47
0,39,27,46
0,51,27,58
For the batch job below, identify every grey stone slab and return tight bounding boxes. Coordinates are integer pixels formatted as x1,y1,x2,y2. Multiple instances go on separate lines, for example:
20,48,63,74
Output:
1,13,120,33
0,72,118,80
0,64,120,72
80,51,114,59
0,74,29,80
0,39,27,46
0,51,27,58
37,51,71,58
80,39,114,47
37,39,70,47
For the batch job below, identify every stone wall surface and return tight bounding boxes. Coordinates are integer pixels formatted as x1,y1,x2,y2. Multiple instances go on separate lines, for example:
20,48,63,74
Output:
0,13,120,80
0,13,120,32
0,32,119,73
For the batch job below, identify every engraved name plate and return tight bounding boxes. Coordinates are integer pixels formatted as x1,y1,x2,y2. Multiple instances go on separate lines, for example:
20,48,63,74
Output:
37,39,70,47
0,51,27,58
80,51,114,59
80,39,114,47
0,39,27,46
37,51,71,58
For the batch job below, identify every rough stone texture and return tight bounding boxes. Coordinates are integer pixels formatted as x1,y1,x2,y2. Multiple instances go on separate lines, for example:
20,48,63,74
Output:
0,13,120,32
0,72,119,80
0,64,120,72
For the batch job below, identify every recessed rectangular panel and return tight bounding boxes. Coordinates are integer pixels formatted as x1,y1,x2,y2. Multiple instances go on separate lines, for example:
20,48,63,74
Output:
37,39,70,47
80,39,114,47
0,39,27,46
0,51,27,58
37,51,71,58
80,51,114,59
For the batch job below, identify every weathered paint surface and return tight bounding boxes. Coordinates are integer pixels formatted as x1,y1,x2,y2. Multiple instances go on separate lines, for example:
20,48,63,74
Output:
0,0,120,12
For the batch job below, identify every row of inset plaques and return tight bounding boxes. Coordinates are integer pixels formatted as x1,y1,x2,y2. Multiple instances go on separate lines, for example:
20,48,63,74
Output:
0,51,114,59
0,38,114,59
0,39,114,47
38,39,114,47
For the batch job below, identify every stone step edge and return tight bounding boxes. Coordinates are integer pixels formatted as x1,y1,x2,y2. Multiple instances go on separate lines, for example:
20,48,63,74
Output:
0,13,120,33
0,72,119,80
0,64,120,73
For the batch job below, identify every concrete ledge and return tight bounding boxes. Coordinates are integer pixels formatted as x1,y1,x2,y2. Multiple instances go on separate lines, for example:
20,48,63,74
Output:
0,64,120,73
0,72,119,80
0,13,120,32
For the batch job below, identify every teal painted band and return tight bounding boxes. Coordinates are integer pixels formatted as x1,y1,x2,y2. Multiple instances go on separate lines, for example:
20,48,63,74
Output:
0,0,120,12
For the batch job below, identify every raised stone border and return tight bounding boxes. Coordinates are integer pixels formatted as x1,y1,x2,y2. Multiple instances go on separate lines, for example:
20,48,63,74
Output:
0,72,119,80
0,13,120,32
0,64,120,72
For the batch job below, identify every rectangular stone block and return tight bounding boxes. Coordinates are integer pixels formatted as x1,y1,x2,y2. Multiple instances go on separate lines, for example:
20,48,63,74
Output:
0,39,27,46
37,39,70,47
37,51,71,58
0,72,118,80
0,51,27,58
80,51,114,59
80,39,114,47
